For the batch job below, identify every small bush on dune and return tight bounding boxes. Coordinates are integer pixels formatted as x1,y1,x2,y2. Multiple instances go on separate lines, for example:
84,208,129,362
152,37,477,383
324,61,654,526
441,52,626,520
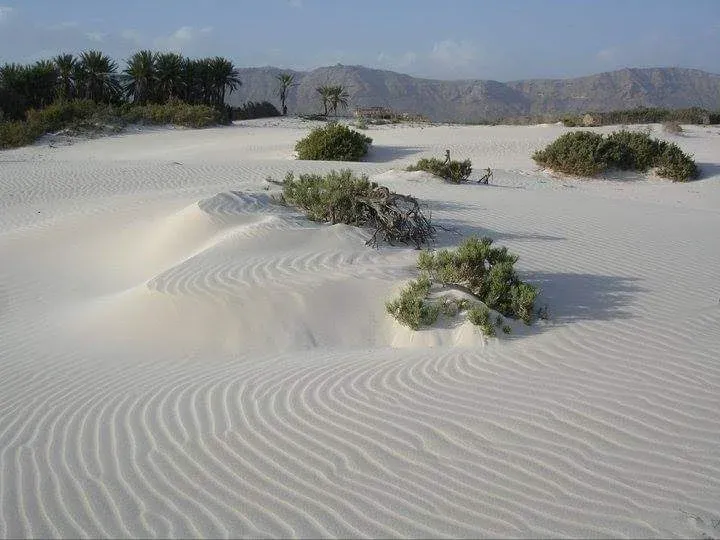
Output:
407,156,473,183
295,122,372,161
532,131,606,177
278,169,435,248
386,236,539,336
533,130,698,181
385,276,439,330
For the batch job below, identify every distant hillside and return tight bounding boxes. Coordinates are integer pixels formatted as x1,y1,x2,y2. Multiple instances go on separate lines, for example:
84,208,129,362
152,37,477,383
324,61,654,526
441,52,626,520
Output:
228,65,720,123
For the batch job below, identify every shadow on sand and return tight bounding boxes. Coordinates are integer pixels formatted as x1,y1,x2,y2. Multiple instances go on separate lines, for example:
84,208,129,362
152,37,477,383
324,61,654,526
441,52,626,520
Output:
696,162,720,180
364,145,423,163
525,271,645,323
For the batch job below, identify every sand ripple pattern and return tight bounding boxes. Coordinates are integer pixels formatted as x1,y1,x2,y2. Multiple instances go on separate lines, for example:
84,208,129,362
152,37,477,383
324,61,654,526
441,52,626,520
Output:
144,191,404,302
2,343,719,538
2,123,720,538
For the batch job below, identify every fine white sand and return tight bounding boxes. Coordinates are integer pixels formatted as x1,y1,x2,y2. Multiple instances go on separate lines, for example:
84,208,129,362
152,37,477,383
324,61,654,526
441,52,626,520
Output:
1,119,719,538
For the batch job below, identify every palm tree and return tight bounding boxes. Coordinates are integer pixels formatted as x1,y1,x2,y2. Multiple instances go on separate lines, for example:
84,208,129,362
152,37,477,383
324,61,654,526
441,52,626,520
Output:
155,52,184,102
275,73,296,116
208,56,241,107
123,50,157,104
27,60,58,108
0,63,29,119
328,85,350,116
53,53,77,100
316,85,333,116
77,50,121,103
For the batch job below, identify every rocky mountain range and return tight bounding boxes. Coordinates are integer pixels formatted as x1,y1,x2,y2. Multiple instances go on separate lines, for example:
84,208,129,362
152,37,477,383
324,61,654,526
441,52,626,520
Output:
228,65,720,123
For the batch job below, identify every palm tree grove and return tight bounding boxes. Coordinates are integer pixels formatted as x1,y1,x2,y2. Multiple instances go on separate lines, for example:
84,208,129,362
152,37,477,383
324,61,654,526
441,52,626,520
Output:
0,50,349,149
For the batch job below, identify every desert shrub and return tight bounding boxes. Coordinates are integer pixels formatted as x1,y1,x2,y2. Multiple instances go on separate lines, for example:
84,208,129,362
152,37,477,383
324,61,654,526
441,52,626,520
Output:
532,131,606,177
385,276,439,330
278,169,435,248
232,101,281,120
663,120,683,134
123,100,220,128
467,306,495,336
533,130,698,181
561,116,582,127
407,157,473,183
295,122,372,161
0,119,43,149
25,99,109,133
593,107,711,126
354,117,368,130
656,144,699,181
386,236,539,335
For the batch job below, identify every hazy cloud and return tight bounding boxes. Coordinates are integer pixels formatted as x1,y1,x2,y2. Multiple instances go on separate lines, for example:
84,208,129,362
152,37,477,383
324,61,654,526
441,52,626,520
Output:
377,51,418,71
596,47,619,63
154,26,214,52
85,32,106,43
120,29,142,45
288,0,303,7
0,5,14,23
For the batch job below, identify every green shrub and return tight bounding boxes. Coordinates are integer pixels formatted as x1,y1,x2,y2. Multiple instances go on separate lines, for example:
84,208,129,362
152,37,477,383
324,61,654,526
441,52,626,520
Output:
123,100,220,128
0,120,43,149
532,131,606,177
386,236,539,335
533,130,698,181
25,99,108,133
232,101,281,120
281,169,375,223
385,276,439,330
467,306,495,336
295,122,372,161
407,157,473,183
278,169,435,247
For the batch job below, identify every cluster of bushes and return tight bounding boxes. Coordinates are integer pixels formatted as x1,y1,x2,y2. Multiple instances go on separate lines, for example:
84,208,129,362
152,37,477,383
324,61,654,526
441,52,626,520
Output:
407,156,473,183
386,236,538,335
492,107,720,127
232,101,281,120
590,107,719,126
121,100,220,128
0,99,222,149
532,130,699,181
295,122,372,161
270,169,539,336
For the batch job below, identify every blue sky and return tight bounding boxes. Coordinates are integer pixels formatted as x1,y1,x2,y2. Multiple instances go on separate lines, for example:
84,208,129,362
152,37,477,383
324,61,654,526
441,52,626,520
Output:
1,0,719,80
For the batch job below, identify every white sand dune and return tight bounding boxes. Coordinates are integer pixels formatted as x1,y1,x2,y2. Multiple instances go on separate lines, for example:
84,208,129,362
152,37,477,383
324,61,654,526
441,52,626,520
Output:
1,119,720,538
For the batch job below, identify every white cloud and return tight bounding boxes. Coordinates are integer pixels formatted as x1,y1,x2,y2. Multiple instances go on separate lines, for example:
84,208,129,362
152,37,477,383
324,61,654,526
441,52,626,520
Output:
0,5,14,23
45,21,80,30
85,31,106,43
153,26,214,51
377,51,418,71
288,0,303,8
596,47,619,63
120,29,142,45
429,39,477,68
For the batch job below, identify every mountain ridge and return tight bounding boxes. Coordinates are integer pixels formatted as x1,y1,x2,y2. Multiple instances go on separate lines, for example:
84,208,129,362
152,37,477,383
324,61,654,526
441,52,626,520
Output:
228,65,720,122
